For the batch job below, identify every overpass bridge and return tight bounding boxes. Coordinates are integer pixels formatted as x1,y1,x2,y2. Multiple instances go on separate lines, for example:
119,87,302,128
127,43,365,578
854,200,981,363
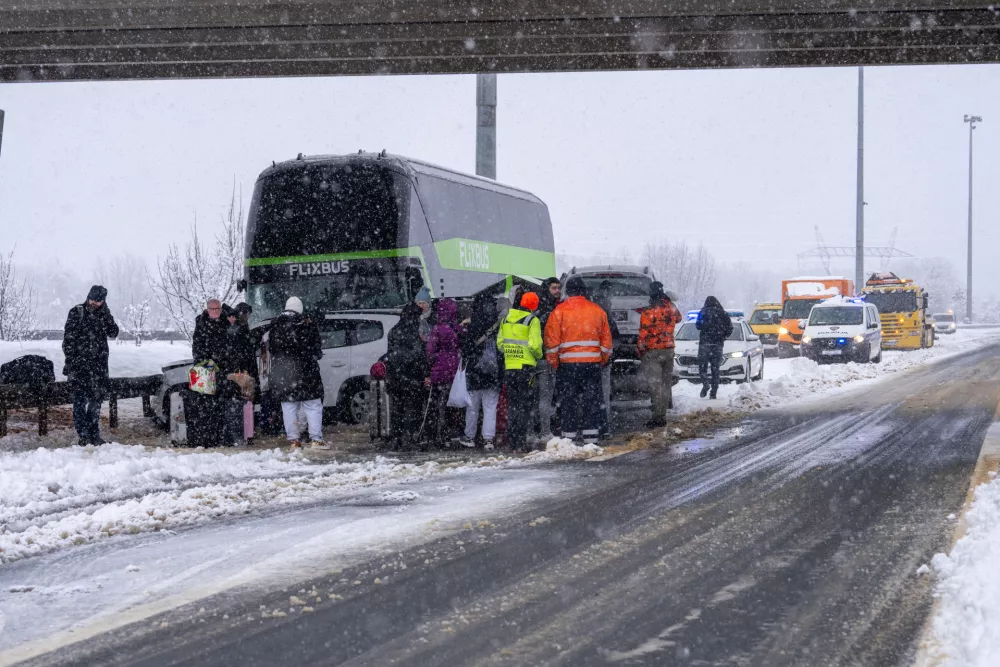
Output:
1,1,999,82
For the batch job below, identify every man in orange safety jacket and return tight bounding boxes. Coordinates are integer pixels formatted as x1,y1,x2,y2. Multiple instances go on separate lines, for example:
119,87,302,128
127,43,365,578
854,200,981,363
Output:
637,281,683,428
543,276,613,444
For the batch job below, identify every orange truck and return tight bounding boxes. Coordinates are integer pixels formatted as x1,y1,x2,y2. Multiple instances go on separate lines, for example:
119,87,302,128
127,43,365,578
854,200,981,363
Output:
777,276,856,358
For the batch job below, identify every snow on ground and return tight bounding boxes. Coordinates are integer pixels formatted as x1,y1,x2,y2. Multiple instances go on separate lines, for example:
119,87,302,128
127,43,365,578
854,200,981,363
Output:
926,471,1000,667
0,438,603,565
670,329,1000,414
0,467,574,660
0,340,191,380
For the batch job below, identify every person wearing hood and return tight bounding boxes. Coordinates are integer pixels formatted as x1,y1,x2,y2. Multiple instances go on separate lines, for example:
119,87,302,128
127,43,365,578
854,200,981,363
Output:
695,296,733,399
533,278,562,441
269,297,329,449
425,298,462,447
459,293,503,449
386,302,429,449
62,285,119,445
498,290,543,451
543,277,612,444
638,282,683,427
414,286,433,342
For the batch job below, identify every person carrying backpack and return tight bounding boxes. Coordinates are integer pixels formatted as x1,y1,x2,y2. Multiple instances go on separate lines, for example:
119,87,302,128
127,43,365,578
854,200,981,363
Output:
459,293,503,450
498,291,543,451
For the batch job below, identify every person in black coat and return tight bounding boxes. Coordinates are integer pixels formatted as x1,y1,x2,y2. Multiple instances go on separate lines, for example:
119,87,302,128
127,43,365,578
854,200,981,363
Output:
695,295,733,399
192,299,230,370
63,285,119,444
269,296,327,449
385,302,429,449
459,293,503,449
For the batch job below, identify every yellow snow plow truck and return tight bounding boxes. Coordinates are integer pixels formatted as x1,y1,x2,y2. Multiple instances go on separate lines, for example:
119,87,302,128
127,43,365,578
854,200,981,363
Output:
860,272,934,350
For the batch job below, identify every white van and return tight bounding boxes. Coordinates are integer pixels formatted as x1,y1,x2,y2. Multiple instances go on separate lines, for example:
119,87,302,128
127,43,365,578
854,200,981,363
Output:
800,298,882,364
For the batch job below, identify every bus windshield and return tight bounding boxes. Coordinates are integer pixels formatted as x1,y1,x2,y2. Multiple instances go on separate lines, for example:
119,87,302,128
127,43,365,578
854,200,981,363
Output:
247,260,419,322
248,162,409,259
783,299,822,319
865,291,918,314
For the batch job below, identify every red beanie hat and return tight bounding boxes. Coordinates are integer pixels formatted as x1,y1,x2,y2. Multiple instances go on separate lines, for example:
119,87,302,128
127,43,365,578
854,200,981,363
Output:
520,292,540,311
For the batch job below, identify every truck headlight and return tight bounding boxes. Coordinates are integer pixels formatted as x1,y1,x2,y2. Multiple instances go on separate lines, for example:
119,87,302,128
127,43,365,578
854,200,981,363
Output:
801,335,812,344
779,327,789,335
854,335,865,343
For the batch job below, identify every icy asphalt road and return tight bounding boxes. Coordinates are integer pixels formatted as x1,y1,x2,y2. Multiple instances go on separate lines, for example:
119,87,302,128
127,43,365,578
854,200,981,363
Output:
9,343,1000,667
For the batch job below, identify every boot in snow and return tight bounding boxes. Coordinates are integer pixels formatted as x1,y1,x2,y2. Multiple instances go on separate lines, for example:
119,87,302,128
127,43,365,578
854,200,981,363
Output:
700,386,709,398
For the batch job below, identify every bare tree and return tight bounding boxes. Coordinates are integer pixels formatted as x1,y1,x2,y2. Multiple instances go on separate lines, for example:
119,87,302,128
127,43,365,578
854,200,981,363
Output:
0,248,37,341
642,240,717,310
122,299,152,346
149,185,245,341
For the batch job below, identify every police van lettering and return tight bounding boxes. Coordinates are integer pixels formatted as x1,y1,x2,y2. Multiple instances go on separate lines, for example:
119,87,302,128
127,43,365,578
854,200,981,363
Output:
288,261,351,278
458,241,490,270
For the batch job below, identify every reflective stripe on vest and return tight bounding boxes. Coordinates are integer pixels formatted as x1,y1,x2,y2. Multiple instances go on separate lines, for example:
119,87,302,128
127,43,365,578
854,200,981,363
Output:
500,313,537,369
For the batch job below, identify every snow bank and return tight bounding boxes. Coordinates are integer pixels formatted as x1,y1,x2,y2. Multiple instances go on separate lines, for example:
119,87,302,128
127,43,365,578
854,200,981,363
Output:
527,438,603,461
706,329,1000,413
927,473,1000,667
0,444,500,565
0,340,191,379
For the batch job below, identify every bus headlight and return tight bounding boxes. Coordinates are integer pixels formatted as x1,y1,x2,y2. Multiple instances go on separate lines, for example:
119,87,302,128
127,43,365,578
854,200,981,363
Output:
779,327,789,335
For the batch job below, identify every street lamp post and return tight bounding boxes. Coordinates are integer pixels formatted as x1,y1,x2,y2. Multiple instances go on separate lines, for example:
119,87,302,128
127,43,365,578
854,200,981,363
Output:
964,114,982,323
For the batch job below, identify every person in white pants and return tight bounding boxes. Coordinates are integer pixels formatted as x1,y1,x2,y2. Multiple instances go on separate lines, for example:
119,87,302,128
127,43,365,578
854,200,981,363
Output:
268,297,330,450
281,399,324,444
463,389,499,448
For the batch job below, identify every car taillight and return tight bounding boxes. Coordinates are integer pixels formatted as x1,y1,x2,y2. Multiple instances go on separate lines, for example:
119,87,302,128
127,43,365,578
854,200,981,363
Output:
370,361,387,381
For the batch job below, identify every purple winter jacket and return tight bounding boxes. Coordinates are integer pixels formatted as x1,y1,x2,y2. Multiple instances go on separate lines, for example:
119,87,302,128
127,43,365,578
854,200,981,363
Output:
427,299,462,385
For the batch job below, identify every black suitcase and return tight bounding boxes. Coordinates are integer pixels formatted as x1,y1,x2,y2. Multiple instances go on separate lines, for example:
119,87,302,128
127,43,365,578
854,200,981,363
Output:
181,389,226,448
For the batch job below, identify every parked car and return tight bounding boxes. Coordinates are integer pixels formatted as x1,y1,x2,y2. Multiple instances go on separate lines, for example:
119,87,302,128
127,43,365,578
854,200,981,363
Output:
932,311,957,335
152,310,399,431
800,298,882,364
672,320,765,384
748,302,783,354
561,265,666,359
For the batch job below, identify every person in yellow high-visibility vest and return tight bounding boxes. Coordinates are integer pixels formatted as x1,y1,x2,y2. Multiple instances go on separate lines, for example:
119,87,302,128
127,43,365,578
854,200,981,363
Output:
497,291,543,451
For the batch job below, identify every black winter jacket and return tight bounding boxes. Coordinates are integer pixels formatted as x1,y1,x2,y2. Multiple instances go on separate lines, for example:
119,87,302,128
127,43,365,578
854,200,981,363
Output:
696,298,733,346
460,318,503,392
268,312,325,402
62,303,119,380
386,319,429,399
224,322,258,377
192,311,230,369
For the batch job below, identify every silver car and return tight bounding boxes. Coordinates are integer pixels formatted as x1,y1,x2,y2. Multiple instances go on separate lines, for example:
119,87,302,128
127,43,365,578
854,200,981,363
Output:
561,265,662,358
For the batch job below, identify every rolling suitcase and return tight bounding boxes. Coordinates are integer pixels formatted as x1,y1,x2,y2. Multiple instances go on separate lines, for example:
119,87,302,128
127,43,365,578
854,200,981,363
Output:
181,389,225,448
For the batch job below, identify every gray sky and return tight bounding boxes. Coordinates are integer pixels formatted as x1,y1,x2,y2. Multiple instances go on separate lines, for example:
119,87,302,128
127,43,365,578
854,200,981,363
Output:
1,65,999,291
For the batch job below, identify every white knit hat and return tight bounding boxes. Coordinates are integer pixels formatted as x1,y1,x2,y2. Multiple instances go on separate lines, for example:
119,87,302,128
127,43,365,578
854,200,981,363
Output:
284,296,304,314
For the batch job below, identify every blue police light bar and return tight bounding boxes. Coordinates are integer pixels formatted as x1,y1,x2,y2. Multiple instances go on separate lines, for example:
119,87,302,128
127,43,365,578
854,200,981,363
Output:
686,310,700,321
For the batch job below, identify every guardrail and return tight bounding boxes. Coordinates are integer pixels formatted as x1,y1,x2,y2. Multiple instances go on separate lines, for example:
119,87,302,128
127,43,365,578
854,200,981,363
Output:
0,375,162,437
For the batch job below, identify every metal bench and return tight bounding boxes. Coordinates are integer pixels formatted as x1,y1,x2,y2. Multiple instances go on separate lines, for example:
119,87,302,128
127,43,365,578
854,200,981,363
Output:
0,375,162,437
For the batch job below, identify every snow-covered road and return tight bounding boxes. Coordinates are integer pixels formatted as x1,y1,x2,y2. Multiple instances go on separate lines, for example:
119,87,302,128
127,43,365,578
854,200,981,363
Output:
0,466,578,662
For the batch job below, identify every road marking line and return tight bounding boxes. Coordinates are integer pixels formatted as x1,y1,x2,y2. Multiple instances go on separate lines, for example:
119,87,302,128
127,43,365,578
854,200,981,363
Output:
913,400,1000,667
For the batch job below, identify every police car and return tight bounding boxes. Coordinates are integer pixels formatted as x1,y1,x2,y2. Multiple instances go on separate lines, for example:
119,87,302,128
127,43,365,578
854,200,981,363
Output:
800,297,882,363
673,312,765,384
